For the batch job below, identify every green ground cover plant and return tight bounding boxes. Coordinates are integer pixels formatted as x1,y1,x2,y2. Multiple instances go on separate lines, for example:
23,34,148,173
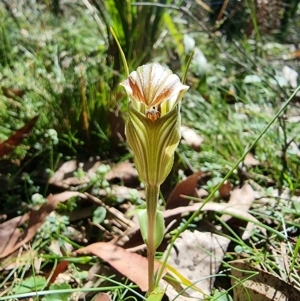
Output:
0,0,300,300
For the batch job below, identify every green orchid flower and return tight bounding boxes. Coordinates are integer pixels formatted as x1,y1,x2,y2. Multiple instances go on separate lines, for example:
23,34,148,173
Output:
120,62,189,293
120,62,189,186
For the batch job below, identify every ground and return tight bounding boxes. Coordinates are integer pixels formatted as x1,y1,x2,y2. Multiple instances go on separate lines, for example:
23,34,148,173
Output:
0,1,300,300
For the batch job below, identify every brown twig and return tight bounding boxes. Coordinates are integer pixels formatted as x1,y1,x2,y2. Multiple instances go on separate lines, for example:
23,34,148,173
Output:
84,192,136,229
217,0,229,21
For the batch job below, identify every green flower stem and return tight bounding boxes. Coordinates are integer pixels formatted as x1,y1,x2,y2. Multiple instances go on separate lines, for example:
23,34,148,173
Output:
146,184,160,293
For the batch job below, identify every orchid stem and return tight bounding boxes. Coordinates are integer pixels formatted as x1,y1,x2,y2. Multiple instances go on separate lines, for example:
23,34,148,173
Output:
146,184,159,293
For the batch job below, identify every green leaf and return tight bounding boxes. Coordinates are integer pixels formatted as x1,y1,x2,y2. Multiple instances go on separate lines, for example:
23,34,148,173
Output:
163,262,205,295
138,209,148,245
154,211,165,248
137,209,165,248
13,276,46,294
93,206,107,224
211,290,233,301
146,286,165,301
163,13,184,58
42,283,72,301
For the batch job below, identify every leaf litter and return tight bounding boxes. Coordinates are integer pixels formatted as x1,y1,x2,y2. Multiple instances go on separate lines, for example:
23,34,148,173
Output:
2,126,261,297
162,230,230,300
93,293,112,301
180,125,204,152
166,171,208,210
49,160,139,189
0,160,292,300
0,115,39,158
0,191,84,258
75,242,167,292
231,260,300,301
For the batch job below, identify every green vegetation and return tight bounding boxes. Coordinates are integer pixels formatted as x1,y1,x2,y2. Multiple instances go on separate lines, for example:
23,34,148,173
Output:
0,0,300,300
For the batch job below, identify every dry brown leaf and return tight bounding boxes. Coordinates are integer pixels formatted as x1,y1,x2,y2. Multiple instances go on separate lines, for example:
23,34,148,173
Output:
49,160,102,187
164,202,259,224
0,115,39,157
50,160,139,188
231,260,300,301
244,152,260,167
75,242,166,291
47,261,70,284
48,238,73,256
105,161,138,186
0,191,84,258
166,201,266,241
2,87,26,98
181,126,203,151
196,188,209,198
49,160,78,183
162,230,230,299
166,171,204,210
0,249,38,271
221,183,256,240
0,214,30,257
93,293,112,301
218,180,233,200
221,183,255,222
